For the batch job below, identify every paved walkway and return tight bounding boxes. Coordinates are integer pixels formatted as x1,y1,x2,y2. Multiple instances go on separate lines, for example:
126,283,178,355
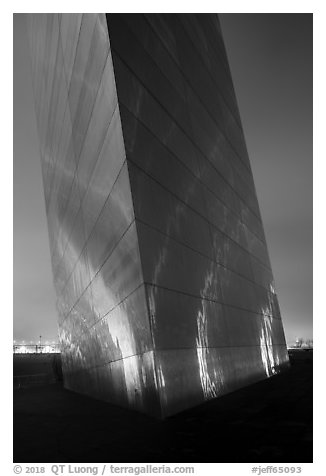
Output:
13,350,312,463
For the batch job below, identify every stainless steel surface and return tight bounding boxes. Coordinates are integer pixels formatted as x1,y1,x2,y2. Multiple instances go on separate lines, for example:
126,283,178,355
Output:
27,13,289,418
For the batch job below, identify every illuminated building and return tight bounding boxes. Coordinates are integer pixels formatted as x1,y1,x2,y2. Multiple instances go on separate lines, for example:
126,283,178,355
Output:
26,13,289,418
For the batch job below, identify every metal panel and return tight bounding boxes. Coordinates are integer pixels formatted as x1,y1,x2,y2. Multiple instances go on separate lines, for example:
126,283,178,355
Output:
28,13,289,419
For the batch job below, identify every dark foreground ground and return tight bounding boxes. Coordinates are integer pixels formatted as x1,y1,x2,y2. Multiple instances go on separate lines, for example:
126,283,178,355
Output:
13,350,312,463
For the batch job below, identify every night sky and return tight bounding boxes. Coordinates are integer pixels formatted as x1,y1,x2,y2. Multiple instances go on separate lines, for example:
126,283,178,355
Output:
13,13,312,345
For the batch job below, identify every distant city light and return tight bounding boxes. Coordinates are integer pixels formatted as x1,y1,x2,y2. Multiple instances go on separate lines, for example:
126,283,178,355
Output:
13,342,60,354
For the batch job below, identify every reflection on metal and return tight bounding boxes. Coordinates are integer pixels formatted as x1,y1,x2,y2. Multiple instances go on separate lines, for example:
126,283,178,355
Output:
260,309,281,377
196,265,224,399
27,13,289,418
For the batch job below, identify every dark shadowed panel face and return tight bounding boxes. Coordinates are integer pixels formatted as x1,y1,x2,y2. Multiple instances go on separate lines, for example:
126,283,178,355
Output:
107,13,289,416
